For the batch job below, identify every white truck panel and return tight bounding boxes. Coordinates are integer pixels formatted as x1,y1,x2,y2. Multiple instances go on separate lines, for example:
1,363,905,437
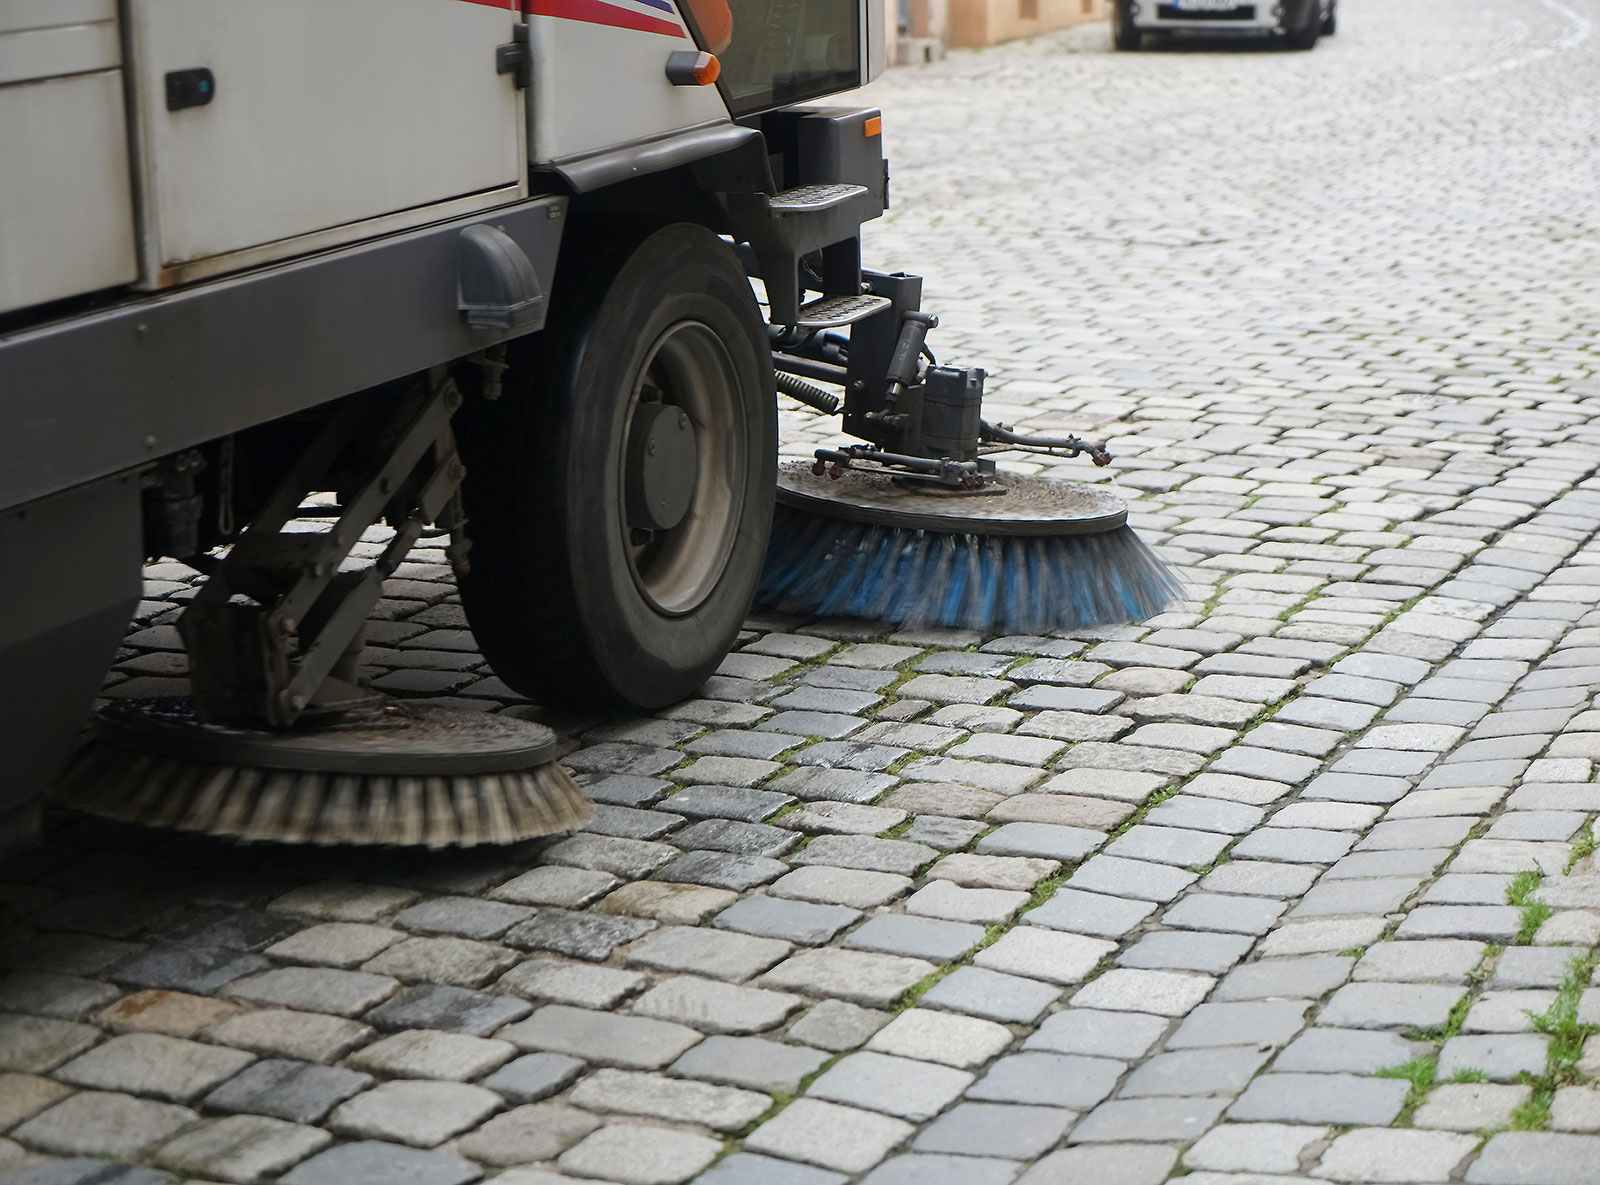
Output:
0,0,117,37
0,71,140,316
0,0,137,316
127,0,527,277
530,3,728,164
0,8,121,87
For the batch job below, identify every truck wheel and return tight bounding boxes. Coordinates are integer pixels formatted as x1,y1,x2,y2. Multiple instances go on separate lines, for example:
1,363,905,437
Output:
1321,3,1336,34
1113,0,1141,49
1284,0,1320,48
459,223,776,710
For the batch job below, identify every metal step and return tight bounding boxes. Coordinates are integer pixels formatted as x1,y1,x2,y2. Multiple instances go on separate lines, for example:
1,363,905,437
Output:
769,183,868,214
791,293,892,328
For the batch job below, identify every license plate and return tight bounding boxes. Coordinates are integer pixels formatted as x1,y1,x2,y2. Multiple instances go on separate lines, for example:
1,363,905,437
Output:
1176,0,1238,9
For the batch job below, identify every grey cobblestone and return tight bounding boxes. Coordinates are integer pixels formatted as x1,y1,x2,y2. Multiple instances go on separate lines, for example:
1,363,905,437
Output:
279,1140,480,1185
203,1059,371,1124
55,1034,253,1104
669,1034,828,1091
761,949,935,1008
921,965,1062,1024
1071,1096,1227,1144
154,1114,330,1183
742,1099,913,1174
559,1122,721,1184
11,1092,196,1159
327,1080,499,1147
785,1000,890,1051
1228,1073,1409,1126
499,1004,702,1068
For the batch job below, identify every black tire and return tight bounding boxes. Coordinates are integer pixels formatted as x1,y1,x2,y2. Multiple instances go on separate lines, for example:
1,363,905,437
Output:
459,222,777,710
1321,3,1336,34
1113,0,1141,50
1284,0,1320,48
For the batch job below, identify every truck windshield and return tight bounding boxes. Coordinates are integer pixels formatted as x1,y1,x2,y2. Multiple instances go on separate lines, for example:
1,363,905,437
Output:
684,0,860,115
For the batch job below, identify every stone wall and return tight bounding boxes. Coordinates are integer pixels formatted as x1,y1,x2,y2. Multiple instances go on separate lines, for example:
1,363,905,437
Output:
949,0,1107,49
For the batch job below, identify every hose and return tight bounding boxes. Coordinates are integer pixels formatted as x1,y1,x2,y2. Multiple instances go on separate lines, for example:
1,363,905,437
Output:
775,371,841,415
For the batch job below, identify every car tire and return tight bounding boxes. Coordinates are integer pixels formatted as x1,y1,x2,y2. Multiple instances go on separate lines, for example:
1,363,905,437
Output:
1113,0,1142,49
459,222,777,710
1284,0,1320,49
1321,2,1336,34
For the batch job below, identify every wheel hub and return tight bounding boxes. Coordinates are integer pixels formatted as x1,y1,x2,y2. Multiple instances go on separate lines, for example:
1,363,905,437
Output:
626,402,699,532
621,320,743,617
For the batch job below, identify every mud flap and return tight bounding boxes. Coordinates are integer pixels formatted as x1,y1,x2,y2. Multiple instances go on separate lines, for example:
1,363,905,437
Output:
0,473,142,847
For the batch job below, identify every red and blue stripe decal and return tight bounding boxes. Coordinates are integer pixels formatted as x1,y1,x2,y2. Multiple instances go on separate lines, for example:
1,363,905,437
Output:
458,0,686,38
526,0,686,37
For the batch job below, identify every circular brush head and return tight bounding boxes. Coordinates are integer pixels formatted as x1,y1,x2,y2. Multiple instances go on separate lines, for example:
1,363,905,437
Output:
54,698,592,848
759,461,1185,633
774,461,1131,535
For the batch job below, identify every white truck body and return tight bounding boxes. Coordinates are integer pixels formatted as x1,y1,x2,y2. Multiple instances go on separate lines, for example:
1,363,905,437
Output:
3,0,885,307
0,0,138,314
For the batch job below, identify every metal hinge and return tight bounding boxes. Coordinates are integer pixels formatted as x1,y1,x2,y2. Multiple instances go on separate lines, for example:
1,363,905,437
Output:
496,24,530,88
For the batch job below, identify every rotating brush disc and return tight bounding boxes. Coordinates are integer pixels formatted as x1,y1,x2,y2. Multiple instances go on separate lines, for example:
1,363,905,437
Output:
54,698,592,848
757,461,1185,633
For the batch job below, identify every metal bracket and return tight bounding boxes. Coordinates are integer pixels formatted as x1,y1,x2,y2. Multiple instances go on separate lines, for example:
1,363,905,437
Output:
496,24,531,88
811,445,993,490
178,376,468,728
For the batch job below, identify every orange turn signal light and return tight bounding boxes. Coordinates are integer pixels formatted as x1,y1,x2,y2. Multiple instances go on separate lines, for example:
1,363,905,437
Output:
665,50,721,86
864,116,882,137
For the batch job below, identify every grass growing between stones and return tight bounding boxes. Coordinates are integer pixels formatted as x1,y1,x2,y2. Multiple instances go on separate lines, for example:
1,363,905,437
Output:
1507,867,1555,945
1508,952,1599,1131
1103,784,1184,843
1022,867,1070,913
1511,1088,1553,1131
1406,994,1472,1043
1186,850,1232,877
1376,1055,1437,1127
888,860,1092,1013
1567,825,1596,873
891,965,950,1013
888,917,1018,1014
723,1049,848,1154
1468,944,1505,987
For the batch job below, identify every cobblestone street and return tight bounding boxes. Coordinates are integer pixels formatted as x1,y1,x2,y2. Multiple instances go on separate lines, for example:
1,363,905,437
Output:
10,0,1600,1181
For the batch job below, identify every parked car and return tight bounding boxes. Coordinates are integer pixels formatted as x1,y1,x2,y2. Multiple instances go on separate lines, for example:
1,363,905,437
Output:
1113,0,1335,50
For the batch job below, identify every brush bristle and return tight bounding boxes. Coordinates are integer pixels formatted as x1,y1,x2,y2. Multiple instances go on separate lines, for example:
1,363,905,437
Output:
757,506,1185,633
53,747,592,848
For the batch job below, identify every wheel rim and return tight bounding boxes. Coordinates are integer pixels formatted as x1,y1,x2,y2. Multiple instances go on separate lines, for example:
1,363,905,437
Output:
619,319,746,616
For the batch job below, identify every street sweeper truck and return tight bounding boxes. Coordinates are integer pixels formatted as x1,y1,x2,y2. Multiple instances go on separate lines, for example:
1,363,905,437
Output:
0,0,1179,850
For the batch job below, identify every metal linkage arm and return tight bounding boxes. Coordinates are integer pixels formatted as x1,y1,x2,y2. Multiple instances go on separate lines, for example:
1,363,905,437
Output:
980,420,1113,467
179,375,467,728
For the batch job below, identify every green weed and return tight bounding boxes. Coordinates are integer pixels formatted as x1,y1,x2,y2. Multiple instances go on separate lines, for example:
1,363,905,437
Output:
1375,1056,1437,1126
1567,825,1597,873
1511,1088,1553,1131
1506,869,1543,906
1507,867,1555,944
